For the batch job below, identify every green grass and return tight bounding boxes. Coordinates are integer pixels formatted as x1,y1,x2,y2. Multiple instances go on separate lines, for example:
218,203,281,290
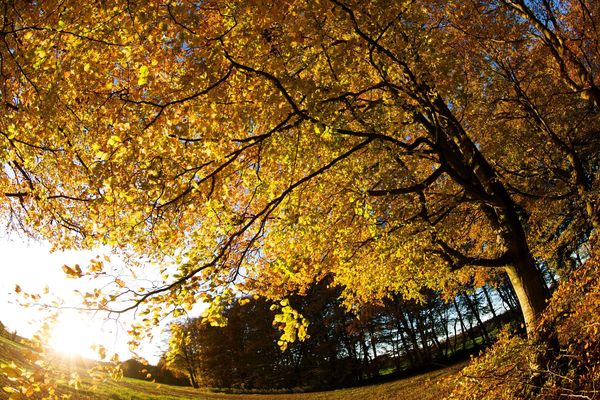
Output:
1,334,465,400
0,334,32,366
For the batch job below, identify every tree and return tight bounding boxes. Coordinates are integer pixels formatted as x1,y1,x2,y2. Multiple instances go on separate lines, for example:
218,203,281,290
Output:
0,0,597,344
121,358,189,386
166,278,514,390
165,285,360,390
165,321,203,388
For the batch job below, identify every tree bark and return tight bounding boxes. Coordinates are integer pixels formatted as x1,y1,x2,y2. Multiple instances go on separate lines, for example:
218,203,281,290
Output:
504,261,548,335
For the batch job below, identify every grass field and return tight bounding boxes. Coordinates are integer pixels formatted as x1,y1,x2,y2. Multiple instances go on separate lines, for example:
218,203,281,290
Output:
0,335,465,400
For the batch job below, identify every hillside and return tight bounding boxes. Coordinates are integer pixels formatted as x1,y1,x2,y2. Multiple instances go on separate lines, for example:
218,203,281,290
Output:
0,334,464,400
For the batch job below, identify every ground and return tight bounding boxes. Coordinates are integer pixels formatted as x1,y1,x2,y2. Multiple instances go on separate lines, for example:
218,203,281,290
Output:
0,334,465,400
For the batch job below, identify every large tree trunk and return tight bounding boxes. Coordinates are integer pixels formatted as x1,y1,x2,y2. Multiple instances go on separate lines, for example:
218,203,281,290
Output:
504,255,548,336
501,205,549,336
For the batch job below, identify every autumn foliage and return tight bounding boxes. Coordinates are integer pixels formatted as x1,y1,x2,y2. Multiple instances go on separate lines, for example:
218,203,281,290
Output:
0,0,599,397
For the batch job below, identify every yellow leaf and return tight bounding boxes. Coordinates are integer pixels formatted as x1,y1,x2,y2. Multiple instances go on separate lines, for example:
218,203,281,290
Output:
107,135,121,146
138,65,149,86
239,298,250,306
62,264,82,278
97,346,107,360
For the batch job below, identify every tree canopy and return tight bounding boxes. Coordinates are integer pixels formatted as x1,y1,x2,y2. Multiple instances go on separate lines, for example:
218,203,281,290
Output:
0,0,598,344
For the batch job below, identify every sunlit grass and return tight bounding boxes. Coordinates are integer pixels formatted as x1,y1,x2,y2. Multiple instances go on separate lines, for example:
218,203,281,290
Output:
1,334,464,400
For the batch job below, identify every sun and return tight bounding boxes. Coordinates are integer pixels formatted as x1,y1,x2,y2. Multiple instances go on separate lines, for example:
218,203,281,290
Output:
49,311,100,359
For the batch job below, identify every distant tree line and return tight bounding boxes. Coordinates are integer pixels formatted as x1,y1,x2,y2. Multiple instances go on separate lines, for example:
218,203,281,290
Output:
120,358,190,386
163,267,559,391
0,321,20,342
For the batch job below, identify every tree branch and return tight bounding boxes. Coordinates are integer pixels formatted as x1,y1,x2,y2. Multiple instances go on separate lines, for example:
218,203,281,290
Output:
368,165,445,196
